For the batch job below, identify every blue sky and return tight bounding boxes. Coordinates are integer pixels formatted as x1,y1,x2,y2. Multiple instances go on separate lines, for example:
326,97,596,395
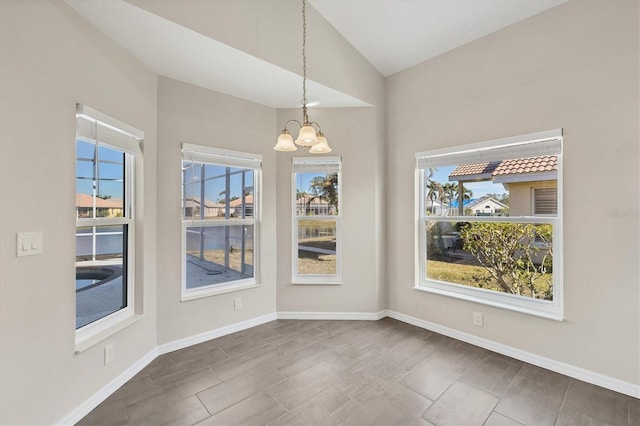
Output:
76,140,124,199
295,172,333,195
429,166,507,199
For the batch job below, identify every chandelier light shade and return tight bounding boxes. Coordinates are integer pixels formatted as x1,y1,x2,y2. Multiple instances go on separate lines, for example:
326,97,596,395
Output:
274,129,297,151
309,132,331,154
274,0,331,154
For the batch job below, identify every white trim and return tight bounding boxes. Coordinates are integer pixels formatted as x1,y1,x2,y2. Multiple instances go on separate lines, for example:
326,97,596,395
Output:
181,281,261,302
182,143,262,168
181,147,261,301
59,312,276,425
415,128,562,167
76,104,144,141
385,310,640,399
277,311,387,320
292,159,342,283
413,284,562,321
75,314,144,353
416,134,563,320
75,125,138,344
157,312,277,355
59,347,158,426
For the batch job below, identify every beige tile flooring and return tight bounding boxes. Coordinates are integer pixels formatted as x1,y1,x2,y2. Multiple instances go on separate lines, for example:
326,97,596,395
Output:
79,319,639,426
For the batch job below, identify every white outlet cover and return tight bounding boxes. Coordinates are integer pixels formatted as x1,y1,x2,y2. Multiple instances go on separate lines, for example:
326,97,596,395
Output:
104,343,115,365
473,312,483,327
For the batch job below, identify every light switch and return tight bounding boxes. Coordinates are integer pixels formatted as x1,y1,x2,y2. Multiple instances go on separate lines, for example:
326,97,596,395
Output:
31,236,41,250
21,237,31,251
17,231,43,256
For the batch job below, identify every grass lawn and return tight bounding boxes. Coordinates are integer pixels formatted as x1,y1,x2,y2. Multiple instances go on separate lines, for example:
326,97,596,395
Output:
298,237,336,275
427,259,552,300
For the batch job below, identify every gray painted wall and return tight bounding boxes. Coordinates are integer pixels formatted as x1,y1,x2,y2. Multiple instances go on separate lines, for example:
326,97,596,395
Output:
386,0,639,386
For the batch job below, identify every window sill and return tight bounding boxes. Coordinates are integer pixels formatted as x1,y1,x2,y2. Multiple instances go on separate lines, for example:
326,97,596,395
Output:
291,281,342,285
75,313,145,353
414,283,563,321
181,280,261,302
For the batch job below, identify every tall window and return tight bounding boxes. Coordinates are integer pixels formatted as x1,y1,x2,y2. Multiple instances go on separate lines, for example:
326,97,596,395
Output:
292,157,341,284
416,129,563,319
182,144,261,300
75,105,142,334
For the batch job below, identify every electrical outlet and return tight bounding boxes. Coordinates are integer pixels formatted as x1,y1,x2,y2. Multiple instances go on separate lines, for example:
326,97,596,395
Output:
234,297,243,311
104,343,115,365
473,312,483,327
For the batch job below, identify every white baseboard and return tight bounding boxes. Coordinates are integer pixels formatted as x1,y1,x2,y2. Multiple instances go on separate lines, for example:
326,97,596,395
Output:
58,347,158,425
57,312,277,425
385,310,640,399
157,312,278,355
277,310,386,321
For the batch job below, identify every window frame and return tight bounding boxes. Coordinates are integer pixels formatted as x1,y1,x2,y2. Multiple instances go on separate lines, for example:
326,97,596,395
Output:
75,104,143,347
181,143,262,301
291,156,342,284
415,129,563,320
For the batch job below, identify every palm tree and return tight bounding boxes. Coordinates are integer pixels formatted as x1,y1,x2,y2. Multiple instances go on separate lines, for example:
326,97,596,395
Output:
309,173,339,214
426,180,443,214
454,184,473,201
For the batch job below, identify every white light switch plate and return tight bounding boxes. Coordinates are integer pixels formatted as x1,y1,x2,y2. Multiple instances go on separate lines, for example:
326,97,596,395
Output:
17,231,43,256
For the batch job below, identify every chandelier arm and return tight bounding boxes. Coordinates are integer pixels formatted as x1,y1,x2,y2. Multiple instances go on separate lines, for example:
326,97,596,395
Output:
307,121,322,133
283,119,302,131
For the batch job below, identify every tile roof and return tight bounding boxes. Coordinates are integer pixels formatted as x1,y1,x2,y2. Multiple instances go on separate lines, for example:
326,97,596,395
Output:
449,161,501,178
75,193,123,208
229,194,254,207
449,156,557,180
492,156,557,176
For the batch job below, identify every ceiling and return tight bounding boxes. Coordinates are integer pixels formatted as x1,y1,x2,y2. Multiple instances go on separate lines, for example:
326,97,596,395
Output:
309,0,567,77
65,0,566,108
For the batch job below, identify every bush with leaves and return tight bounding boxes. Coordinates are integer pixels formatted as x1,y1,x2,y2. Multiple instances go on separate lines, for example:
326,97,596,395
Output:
460,222,553,300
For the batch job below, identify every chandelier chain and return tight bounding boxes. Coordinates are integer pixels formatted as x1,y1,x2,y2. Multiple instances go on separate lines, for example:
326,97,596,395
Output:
302,0,307,108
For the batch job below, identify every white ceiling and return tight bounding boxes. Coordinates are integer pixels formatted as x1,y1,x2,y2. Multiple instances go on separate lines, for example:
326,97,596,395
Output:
309,0,567,77
65,0,566,108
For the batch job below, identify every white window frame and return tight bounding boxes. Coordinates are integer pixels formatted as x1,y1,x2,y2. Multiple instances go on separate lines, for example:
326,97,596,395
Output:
75,104,143,348
181,143,262,301
292,157,342,284
415,129,563,320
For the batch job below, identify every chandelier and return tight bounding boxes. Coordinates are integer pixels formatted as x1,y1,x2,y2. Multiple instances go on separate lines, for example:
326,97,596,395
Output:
273,0,331,154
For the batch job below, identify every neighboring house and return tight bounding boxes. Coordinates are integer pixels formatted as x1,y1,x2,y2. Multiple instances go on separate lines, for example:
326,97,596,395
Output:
295,194,336,216
229,194,254,217
449,196,509,216
449,155,558,216
183,196,224,218
75,193,123,218
425,199,447,215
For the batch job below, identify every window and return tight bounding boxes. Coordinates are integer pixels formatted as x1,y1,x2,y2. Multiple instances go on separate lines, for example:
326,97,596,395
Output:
292,157,341,284
416,129,563,319
181,144,261,300
75,104,142,336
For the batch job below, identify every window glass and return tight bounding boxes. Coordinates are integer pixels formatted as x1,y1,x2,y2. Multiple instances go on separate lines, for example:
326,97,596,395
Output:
297,219,337,275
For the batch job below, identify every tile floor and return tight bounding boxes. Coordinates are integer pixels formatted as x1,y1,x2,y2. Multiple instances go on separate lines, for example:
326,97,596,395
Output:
78,319,639,426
